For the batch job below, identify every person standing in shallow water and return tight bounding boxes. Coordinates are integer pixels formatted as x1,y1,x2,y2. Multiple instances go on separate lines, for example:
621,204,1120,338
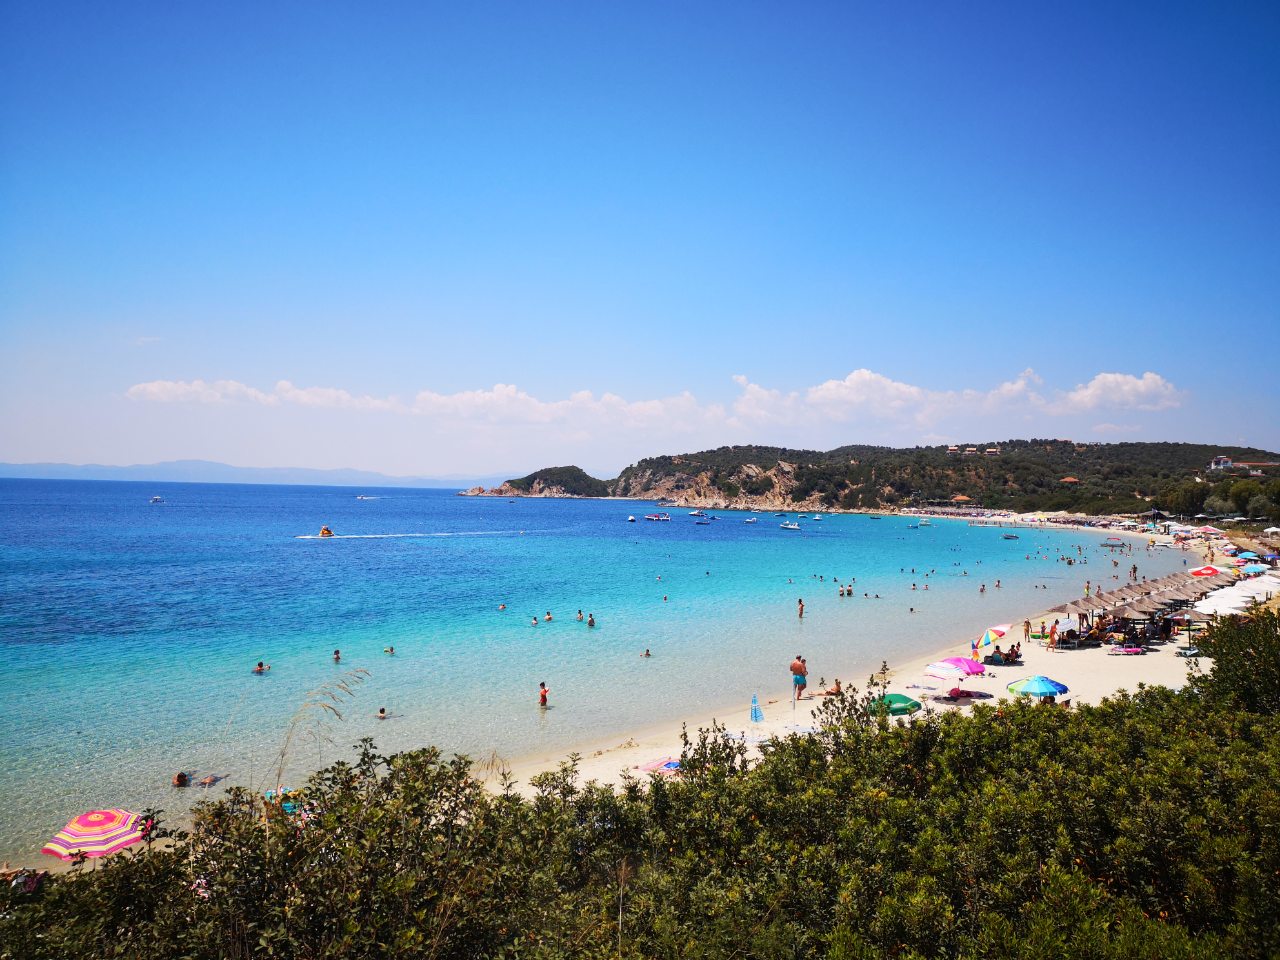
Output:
538,681,550,708
797,598,805,619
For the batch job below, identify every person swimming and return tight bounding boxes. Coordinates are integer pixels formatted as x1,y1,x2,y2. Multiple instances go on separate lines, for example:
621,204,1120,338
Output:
544,611,553,622
377,707,387,720
384,646,395,655
587,613,596,627
173,772,189,788
642,648,651,657
333,649,341,662
252,661,269,673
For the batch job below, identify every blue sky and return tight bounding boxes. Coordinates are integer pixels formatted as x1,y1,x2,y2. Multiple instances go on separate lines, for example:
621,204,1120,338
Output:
2,2,1277,478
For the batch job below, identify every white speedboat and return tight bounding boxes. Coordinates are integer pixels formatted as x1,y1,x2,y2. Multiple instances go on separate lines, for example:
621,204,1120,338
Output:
627,515,636,522
918,518,932,527
743,517,758,524
644,513,671,522
149,495,163,504
811,514,823,522
780,521,800,530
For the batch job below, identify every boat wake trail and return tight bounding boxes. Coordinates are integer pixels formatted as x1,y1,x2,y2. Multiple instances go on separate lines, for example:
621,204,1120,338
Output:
295,531,529,540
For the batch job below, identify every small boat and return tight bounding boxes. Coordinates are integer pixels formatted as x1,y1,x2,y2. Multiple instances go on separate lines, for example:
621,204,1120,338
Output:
811,515,823,522
1003,533,1019,540
907,523,918,529
356,495,374,500
743,517,758,524
689,510,708,518
780,522,800,530
695,520,711,525
149,495,163,504
644,513,671,522
774,513,786,517
627,515,636,522
318,526,335,538
869,515,883,519
918,519,932,527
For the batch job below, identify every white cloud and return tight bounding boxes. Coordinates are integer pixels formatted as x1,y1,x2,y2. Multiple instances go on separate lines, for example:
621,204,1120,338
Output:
126,379,279,405
1057,372,1180,412
124,368,1184,452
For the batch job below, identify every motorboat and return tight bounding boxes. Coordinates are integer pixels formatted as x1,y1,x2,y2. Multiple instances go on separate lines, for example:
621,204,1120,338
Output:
811,514,823,522
356,495,374,500
319,526,335,538
918,519,932,527
774,512,785,517
149,495,163,504
1003,533,1019,540
627,515,636,522
689,510,708,518
743,517,758,524
695,519,711,525
644,513,671,522
780,521,800,530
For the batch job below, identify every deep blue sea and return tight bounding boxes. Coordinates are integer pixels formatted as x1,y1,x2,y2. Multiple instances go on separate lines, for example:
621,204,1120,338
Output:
0,479,1191,862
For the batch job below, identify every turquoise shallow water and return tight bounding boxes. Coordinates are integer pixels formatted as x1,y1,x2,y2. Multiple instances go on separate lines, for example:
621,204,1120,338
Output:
0,479,1190,862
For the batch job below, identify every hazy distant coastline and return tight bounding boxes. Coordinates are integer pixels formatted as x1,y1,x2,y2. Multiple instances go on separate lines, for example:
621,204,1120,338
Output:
0,459,513,490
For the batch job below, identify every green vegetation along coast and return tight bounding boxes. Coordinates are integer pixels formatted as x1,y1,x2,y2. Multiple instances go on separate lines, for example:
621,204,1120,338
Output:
5,611,1279,959
468,440,1280,519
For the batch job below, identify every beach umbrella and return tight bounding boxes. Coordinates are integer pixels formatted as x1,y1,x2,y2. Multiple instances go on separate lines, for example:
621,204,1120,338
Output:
941,656,986,674
1008,676,1069,698
42,809,149,861
870,693,921,716
750,693,764,724
1238,552,1258,559
1242,564,1268,575
1190,565,1224,577
926,661,969,680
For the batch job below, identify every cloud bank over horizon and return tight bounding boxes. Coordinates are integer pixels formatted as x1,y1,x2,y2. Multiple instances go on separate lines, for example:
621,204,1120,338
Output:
116,368,1193,476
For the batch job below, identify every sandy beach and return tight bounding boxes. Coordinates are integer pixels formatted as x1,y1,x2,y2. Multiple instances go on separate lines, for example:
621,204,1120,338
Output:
503,526,1211,792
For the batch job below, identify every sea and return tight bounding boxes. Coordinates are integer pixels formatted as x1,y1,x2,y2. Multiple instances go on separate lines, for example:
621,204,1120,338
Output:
0,479,1193,863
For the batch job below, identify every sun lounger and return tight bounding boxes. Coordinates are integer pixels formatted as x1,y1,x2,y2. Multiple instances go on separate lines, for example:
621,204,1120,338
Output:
1175,647,1200,658
1107,646,1145,656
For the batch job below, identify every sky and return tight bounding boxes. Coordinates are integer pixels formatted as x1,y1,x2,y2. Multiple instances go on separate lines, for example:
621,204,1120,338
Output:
1,2,1278,479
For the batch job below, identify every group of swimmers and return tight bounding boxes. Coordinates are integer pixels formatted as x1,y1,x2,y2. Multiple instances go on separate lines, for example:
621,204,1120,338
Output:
523,608,596,627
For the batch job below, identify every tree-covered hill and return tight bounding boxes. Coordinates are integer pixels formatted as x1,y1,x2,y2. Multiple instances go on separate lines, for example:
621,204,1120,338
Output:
5,612,1279,958
504,465,611,498
601,440,1280,516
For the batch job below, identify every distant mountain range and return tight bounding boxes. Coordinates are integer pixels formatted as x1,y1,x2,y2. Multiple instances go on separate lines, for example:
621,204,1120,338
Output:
0,459,514,490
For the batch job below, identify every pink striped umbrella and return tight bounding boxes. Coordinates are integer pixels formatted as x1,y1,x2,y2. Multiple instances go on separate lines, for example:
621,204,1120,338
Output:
42,809,149,861
940,656,987,675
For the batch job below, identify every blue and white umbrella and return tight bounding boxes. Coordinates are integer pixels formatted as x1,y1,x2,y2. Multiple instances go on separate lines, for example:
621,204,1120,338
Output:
750,693,764,724
1008,675,1069,698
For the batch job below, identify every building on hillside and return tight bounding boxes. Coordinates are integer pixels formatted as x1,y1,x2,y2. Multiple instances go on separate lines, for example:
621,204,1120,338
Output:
963,447,978,456
946,445,960,455
1209,455,1280,473
984,447,1001,456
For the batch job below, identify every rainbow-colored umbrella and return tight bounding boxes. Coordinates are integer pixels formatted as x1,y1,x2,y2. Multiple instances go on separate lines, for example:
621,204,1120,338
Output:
971,624,1010,659
42,809,149,861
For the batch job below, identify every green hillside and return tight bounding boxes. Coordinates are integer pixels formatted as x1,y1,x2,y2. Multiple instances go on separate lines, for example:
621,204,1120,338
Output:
505,464,610,498
609,440,1280,517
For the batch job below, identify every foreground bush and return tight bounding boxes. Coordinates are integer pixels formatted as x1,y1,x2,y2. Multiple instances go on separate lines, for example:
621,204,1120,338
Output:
4,614,1279,959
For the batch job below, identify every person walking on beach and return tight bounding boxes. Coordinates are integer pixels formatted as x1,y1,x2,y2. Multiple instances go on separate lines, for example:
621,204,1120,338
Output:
797,598,805,619
1048,619,1060,652
538,681,550,708
790,654,808,700
1023,619,1031,642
